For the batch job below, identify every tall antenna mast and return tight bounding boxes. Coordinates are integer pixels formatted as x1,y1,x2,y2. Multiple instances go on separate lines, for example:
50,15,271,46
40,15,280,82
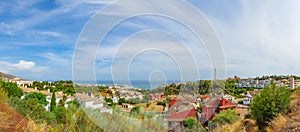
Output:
214,68,217,80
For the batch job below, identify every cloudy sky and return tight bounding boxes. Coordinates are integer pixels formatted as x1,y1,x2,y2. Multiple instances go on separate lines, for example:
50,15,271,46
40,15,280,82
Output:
0,0,299,81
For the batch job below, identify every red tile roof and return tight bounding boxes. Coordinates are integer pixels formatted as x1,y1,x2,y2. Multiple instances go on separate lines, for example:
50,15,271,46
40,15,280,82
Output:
169,100,177,107
200,98,237,123
219,98,236,109
167,108,197,121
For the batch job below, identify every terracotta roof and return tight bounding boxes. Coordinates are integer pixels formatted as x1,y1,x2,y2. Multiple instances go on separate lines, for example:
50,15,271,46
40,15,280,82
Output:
21,87,35,93
204,98,219,107
219,98,236,108
167,108,197,121
169,100,178,107
201,95,213,100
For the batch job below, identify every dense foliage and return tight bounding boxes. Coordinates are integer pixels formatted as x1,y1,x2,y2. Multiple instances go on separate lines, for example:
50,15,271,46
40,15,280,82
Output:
209,110,240,127
118,98,129,105
0,79,23,98
158,80,252,98
183,117,201,129
250,82,291,129
24,92,48,106
9,97,55,123
31,80,75,95
130,106,142,117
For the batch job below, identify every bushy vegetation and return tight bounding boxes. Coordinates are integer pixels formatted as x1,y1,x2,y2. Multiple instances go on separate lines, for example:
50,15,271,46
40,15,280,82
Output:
9,97,55,123
209,110,240,129
183,117,201,129
156,100,165,106
24,92,48,106
159,80,252,98
0,79,23,98
250,82,291,129
30,80,75,95
130,106,142,117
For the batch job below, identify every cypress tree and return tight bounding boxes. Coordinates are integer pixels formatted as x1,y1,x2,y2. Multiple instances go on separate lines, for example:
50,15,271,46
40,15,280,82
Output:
50,91,56,112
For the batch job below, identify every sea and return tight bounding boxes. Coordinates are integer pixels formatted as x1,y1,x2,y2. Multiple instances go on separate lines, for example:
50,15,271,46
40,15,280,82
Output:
75,80,182,90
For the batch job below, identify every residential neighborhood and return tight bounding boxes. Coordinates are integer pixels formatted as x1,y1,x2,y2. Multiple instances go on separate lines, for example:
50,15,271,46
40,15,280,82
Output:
1,73,299,131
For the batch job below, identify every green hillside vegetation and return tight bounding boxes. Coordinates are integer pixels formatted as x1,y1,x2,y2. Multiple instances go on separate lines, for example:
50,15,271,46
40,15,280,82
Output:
152,80,253,98
0,78,167,131
29,80,75,95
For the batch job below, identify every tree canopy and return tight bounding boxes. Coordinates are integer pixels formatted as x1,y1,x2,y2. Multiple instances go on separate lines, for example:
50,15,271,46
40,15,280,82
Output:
250,82,291,129
182,117,206,131
0,79,23,98
209,109,240,127
24,92,48,106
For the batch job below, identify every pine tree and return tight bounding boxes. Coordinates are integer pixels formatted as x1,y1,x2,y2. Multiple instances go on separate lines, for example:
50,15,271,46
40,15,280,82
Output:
50,91,56,112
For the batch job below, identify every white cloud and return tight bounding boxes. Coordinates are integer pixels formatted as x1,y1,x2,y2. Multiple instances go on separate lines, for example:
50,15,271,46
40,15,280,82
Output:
0,60,48,73
35,31,62,37
10,60,35,70
206,0,300,77
43,52,70,65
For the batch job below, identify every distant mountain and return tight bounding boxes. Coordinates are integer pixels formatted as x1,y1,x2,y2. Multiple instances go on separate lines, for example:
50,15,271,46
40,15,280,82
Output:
0,72,24,81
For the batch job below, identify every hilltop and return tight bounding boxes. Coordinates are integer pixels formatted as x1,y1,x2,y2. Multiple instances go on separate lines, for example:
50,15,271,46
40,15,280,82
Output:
0,72,24,81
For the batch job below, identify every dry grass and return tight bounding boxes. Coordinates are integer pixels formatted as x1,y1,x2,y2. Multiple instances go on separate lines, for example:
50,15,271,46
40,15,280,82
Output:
268,89,300,132
24,118,48,132
212,120,247,132
269,114,287,131
0,89,27,132
290,90,300,113
242,119,258,132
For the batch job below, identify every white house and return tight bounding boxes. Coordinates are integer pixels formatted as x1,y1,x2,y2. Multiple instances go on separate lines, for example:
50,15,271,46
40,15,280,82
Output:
243,91,260,105
74,93,104,109
223,94,237,104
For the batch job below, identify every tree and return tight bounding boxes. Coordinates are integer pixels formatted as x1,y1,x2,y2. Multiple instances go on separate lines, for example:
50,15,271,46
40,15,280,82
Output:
58,99,65,107
9,97,55,123
250,82,291,129
209,110,240,127
118,98,127,105
1,81,23,98
156,101,165,106
55,106,66,124
50,91,56,112
130,106,141,117
104,98,113,103
24,92,48,106
183,117,201,129
67,100,80,108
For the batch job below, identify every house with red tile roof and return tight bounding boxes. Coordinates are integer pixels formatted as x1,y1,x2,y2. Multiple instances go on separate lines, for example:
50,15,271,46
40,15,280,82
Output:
200,98,237,124
166,108,198,130
166,95,199,130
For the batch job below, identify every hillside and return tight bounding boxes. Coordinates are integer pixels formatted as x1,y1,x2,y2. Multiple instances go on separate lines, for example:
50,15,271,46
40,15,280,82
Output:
273,90,300,131
0,92,27,131
0,72,23,81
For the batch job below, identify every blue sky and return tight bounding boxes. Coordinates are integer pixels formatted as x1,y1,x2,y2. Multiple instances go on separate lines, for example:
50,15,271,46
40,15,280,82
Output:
1,0,300,81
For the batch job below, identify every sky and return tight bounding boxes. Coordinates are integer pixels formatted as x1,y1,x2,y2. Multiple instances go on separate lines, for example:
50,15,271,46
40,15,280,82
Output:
0,0,300,81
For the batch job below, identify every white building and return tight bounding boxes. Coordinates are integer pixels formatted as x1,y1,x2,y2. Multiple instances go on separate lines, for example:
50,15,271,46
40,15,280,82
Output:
74,93,104,109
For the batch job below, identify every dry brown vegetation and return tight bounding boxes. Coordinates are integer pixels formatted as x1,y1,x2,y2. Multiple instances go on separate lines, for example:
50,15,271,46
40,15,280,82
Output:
272,89,300,132
0,90,27,131
253,89,300,132
212,89,300,132
212,120,246,132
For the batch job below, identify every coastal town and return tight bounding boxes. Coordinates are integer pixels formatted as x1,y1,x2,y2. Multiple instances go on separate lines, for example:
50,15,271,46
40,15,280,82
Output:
1,72,299,131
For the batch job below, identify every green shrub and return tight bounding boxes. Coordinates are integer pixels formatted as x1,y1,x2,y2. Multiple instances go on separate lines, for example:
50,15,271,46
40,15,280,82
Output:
209,109,240,127
250,83,291,129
